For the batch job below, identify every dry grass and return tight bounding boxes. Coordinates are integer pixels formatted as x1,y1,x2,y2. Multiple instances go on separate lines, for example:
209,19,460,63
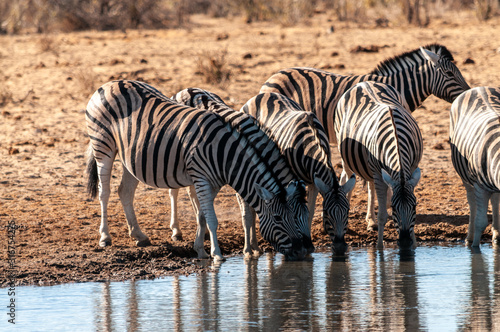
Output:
195,50,231,85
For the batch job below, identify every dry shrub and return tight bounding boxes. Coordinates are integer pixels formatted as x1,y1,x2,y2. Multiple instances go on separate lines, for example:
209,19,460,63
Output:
38,35,58,55
74,69,98,98
474,0,495,20
0,87,13,107
277,0,318,26
55,0,172,31
1,0,497,33
196,50,231,85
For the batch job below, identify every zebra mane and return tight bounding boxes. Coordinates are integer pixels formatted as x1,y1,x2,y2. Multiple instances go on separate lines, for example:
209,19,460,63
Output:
370,44,454,75
174,88,297,201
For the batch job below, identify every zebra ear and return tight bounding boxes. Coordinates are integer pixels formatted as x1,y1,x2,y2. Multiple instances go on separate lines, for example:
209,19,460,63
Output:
171,89,190,105
408,168,421,187
255,183,275,202
342,174,356,194
285,181,298,199
420,47,440,66
314,176,331,195
381,169,397,189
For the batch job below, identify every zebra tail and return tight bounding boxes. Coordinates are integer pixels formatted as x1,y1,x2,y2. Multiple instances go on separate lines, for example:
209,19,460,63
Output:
85,143,98,200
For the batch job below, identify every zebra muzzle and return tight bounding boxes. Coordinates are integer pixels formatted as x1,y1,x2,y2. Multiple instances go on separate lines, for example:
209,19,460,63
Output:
398,229,413,249
285,237,314,261
332,236,348,256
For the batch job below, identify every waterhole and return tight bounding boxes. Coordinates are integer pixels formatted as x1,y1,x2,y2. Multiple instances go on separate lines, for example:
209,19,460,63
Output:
5,243,500,331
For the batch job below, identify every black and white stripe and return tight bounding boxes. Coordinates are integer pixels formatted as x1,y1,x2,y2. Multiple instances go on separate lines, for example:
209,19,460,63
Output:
241,92,355,254
170,87,313,258
85,80,312,261
336,82,423,249
449,86,500,247
260,44,470,144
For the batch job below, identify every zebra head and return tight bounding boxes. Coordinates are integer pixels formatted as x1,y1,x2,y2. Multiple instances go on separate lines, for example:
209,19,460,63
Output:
315,174,356,255
382,168,421,250
420,45,470,103
255,180,313,260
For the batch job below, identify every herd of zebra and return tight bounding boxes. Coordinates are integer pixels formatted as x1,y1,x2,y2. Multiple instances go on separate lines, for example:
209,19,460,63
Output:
85,43,500,261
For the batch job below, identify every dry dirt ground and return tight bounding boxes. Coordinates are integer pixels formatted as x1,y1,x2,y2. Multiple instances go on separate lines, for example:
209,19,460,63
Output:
1,11,500,286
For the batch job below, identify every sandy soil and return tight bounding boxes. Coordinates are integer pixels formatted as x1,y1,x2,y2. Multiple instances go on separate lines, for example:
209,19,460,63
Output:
1,11,500,286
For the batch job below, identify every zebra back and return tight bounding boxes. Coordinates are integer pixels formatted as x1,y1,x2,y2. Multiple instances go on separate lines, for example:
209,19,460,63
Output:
336,81,423,184
260,44,469,143
450,86,500,192
87,80,290,203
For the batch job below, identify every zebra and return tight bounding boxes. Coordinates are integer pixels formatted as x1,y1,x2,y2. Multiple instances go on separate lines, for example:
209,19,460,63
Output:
449,87,500,247
241,92,356,255
260,43,470,231
336,81,423,249
85,80,312,261
170,88,314,257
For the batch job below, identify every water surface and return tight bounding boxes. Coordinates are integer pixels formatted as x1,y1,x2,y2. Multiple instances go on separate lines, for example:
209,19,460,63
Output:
4,243,500,331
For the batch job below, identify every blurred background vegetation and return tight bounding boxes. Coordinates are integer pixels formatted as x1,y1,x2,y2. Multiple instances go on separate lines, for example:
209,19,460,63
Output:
0,0,498,34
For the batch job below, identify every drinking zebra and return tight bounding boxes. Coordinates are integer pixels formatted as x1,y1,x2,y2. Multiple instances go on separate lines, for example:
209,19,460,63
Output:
336,82,423,249
169,87,313,258
85,80,312,261
260,43,469,230
241,92,356,254
449,87,500,247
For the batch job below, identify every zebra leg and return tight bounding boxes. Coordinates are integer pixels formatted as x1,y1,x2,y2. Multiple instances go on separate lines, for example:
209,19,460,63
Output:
387,186,393,212
307,184,319,229
194,182,224,261
492,193,500,244
373,175,389,249
471,184,492,247
236,193,261,258
118,167,151,247
168,188,183,241
187,185,209,241
366,181,378,231
96,159,114,247
464,182,477,245
187,185,209,259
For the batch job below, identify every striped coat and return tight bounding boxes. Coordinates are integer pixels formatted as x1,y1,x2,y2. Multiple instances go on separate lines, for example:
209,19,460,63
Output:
85,80,312,260
450,86,500,246
336,82,423,248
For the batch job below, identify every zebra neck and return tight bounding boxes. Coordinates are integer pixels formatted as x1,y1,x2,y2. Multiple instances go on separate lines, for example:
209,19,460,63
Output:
368,62,434,112
215,126,286,208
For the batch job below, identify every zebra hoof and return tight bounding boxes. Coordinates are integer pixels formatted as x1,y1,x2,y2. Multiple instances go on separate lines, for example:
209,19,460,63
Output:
171,234,183,241
252,249,262,257
492,231,500,245
197,251,210,259
99,239,112,247
136,238,152,247
213,254,225,262
244,251,259,260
